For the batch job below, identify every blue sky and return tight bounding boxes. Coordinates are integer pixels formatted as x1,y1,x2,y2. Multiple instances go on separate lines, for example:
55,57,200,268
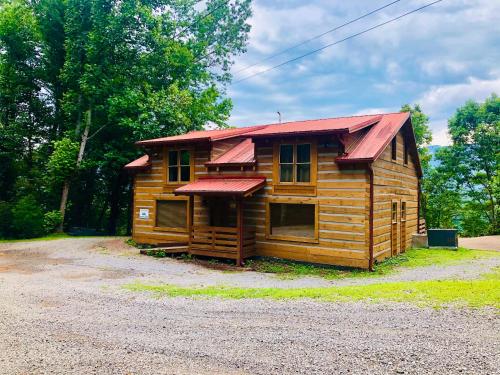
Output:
226,0,500,145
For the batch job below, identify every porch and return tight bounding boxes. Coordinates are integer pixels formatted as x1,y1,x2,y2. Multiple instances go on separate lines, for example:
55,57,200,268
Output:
175,176,265,265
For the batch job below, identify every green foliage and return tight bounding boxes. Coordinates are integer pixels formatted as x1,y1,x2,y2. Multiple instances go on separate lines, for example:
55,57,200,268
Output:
43,210,63,233
0,0,252,237
435,94,499,235
401,103,433,171
11,195,45,238
0,201,12,237
47,138,80,184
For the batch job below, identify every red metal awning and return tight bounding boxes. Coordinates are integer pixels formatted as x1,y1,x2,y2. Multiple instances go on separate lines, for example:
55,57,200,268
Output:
175,176,266,197
124,154,151,171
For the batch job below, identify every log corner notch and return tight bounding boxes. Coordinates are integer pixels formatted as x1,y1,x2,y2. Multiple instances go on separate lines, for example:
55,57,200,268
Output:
367,163,375,272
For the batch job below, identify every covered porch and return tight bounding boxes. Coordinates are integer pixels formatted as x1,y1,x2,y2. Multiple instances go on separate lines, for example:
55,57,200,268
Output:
175,176,265,265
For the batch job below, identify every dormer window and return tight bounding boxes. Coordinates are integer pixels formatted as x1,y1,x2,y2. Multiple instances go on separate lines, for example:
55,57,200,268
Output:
279,143,311,183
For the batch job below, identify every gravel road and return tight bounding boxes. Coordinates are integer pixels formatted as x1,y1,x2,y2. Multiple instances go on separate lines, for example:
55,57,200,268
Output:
0,237,499,374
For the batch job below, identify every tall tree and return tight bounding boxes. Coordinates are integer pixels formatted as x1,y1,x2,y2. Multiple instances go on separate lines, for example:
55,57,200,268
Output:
436,94,499,235
56,0,252,233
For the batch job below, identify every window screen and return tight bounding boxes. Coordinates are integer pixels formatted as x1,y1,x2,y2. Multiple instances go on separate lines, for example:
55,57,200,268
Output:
156,200,187,228
270,203,315,238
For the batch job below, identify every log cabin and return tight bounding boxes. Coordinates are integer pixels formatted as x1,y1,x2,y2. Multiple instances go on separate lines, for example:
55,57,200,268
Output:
125,112,423,270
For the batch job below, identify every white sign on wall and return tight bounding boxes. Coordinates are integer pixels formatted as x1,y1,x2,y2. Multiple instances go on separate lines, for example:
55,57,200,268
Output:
139,208,149,219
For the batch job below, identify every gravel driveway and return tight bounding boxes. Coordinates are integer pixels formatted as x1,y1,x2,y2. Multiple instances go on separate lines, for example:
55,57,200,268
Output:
0,237,499,374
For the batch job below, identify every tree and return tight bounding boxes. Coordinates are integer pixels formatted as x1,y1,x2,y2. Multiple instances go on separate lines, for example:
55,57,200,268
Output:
436,94,499,235
0,0,252,238
400,104,433,171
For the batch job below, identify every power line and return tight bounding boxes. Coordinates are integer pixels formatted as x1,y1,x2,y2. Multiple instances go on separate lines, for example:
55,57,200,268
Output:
233,0,402,76
232,0,444,85
173,0,228,40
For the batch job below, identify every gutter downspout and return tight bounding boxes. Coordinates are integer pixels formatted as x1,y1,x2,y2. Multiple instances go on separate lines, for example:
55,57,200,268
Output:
368,163,374,272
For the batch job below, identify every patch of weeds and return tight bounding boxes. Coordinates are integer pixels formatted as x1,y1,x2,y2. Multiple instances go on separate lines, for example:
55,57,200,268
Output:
179,253,194,262
125,238,138,247
123,276,500,309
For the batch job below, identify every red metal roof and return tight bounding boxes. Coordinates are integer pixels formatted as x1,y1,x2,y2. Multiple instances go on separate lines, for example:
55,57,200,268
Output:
135,126,267,146
245,114,382,137
175,176,266,196
124,154,150,170
337,112,410,162
205,138,255,166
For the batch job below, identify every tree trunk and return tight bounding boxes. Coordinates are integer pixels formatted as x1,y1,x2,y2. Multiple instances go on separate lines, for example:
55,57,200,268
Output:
57,107,91,232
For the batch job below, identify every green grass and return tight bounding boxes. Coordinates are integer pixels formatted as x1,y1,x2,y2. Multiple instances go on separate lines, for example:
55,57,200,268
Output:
0,233,117,243
0,233,73,243
123,275,500,309
245,247,500,280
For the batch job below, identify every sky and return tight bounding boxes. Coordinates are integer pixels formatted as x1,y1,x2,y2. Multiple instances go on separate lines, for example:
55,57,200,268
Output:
226,0,500,145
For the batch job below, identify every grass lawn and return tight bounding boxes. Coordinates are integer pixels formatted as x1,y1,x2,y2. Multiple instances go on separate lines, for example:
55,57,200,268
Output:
0,233,74,243
124,267,500,309
244,247,500,279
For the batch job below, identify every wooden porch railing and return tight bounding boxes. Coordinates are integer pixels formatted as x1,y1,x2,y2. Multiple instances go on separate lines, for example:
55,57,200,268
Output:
189,225,255,263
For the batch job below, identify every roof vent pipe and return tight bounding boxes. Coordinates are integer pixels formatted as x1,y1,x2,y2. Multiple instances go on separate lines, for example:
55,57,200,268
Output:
277,111,282,124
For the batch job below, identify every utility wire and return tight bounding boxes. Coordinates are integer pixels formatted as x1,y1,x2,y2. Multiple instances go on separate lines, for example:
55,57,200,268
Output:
233,0,402,76
232,0,443,85
173,0,228,40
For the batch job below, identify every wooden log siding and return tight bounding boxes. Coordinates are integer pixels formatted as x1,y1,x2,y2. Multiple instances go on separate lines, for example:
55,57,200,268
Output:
132,128,418,269
246,141,370,268
371,130,419,261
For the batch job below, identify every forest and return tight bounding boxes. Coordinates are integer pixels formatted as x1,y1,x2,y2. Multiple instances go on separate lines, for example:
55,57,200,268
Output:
0,0,498,239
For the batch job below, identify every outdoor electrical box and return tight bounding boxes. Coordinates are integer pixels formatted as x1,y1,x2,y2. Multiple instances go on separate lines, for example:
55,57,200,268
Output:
427,229,458,249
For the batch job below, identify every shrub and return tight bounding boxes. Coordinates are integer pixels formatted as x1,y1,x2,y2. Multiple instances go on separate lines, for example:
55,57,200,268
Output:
44,210,63,234
12,195,45,238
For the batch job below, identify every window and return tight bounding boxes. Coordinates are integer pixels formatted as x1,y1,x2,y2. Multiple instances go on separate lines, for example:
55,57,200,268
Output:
391,137,397,161
279,143,311,183
391,202,398,223
403,141,409,165
168,150,190,183
401,202,407,221
156,200,187,229
269,202,316,241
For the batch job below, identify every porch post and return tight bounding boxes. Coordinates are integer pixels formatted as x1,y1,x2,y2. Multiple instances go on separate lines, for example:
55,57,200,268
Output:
236,198,243,266
188,195,194,254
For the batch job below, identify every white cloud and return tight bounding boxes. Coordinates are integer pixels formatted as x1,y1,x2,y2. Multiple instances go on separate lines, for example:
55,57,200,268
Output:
417,74,500,117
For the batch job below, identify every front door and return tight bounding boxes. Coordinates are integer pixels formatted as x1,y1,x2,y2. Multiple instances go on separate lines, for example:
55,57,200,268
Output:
391,201,398,256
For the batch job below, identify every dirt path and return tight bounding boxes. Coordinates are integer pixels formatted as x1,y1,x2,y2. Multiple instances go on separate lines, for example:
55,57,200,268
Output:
0,237,499,374
459,235,500,251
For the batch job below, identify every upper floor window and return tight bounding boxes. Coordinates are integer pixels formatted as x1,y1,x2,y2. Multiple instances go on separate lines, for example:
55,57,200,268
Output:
279,143,311,183
403,141,409,165
168,150,190,183
391,137,397,161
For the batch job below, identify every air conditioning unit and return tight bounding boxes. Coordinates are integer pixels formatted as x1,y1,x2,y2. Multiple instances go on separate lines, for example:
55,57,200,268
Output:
427,229,458,249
